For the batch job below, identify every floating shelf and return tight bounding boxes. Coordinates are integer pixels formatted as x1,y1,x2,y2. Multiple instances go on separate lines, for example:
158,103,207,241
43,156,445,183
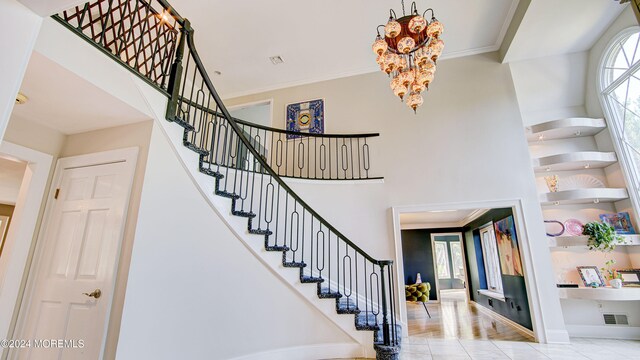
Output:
558,287,640,301
540,188,628,205
533,151,617,172
527,118,606,142
548,234,640,247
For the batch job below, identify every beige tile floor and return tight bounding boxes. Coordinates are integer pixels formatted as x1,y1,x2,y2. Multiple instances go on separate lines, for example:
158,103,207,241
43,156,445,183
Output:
339,337,640,360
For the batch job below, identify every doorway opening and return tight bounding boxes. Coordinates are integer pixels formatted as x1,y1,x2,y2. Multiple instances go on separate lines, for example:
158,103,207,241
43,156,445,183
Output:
394,204,536,343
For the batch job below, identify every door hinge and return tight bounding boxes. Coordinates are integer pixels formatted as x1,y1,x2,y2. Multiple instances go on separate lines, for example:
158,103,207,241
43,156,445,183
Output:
54,188,60,199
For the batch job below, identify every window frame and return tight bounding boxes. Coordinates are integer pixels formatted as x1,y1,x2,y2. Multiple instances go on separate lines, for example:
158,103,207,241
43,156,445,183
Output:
598,26,640,227
479,223,504,296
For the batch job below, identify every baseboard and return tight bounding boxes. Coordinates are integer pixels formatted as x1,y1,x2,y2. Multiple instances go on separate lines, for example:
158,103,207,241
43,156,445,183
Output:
471,301,535,339
566,325,640,340
226,343,364,360
544,329,571,344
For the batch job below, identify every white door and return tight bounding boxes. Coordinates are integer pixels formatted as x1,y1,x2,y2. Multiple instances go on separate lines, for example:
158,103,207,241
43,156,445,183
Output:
16,156,134,360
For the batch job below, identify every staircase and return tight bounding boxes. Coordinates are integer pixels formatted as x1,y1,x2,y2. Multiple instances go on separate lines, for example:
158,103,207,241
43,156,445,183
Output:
54,1,401,358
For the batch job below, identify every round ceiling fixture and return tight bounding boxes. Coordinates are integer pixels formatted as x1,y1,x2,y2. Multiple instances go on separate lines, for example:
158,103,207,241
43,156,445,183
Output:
372,0,444,113
15,92,28,105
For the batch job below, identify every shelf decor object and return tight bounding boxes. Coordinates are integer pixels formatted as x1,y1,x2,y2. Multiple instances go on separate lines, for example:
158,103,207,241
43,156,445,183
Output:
564,219,584,236
372,0,444,112
577,266,606,287
544,220,565,237
582,221,624,252
599,212,636,234
544,175,559,192
561,174,605,190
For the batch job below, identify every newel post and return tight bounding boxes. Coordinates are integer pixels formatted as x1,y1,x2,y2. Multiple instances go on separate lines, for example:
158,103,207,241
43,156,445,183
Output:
166,18,191,122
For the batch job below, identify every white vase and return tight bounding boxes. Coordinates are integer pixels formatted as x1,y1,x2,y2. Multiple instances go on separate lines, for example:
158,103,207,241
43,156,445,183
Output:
610,278,623,289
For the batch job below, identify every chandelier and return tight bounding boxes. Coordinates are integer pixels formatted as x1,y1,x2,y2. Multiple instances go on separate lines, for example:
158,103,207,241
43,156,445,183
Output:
372,1,444,113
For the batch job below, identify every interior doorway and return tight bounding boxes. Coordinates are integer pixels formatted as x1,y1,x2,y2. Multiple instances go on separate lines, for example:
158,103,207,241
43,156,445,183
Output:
430,232,468,302
14,148,137,359
394,203,537,343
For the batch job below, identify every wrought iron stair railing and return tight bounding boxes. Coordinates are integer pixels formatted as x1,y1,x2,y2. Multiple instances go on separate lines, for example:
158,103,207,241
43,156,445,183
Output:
54,0,400,353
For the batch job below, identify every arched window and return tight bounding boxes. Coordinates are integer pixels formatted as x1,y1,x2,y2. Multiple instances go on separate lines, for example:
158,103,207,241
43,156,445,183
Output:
599,27,640,209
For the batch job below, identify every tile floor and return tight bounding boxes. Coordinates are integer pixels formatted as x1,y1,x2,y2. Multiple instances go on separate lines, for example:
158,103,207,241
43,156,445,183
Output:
397,337,640,360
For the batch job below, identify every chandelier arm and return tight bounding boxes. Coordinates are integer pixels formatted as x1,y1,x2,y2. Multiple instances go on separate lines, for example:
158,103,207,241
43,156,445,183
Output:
410,1,418,15
422,8,435,20
389,9,397,20
376,24,385,37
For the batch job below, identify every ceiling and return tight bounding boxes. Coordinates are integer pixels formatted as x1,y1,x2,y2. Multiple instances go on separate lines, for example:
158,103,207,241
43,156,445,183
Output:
12,52,149,135
0,157,27,205
163,0,628,98
170,0,519,98
503,0,625,62
400,209,488,229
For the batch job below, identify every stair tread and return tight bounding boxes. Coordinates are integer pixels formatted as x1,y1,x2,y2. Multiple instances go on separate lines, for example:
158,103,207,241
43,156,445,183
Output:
300,276,325,284
283,261,307,268
232,210,256,218
184,142,209,156
337,297,361,314
199,167,224,179
355,312,380,331
265,245,289,252
249,228,273,235
215,190,241,199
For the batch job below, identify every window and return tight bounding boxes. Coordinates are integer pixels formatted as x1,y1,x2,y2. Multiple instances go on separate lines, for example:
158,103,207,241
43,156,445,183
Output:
434,241,451,279
600,27,640,211
479,224,503,294
449,242,464,280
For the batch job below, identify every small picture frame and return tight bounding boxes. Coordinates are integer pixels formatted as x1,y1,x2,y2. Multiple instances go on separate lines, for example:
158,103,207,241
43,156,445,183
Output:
599,212,636,234
618,269,640,286
576,266,606,287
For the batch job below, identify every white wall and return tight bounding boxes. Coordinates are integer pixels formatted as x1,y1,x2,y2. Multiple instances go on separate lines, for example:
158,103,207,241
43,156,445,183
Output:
0,0,42,141
510,19,640,338
226,52,568,343
116,123,355,359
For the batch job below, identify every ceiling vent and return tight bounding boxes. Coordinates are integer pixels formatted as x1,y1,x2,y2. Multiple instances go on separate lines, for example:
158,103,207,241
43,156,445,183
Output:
15,93,28,105
603,313,629,325
269,56,284,65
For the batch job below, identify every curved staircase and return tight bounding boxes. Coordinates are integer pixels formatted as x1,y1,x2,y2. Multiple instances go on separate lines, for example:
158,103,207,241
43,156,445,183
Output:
54,1,401,358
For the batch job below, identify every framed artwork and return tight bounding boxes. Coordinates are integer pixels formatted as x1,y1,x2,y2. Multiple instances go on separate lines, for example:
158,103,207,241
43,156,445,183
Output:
599,212,636,234
494,216,524,276
618,269,640,286
576,266,606,287
286,99,324,139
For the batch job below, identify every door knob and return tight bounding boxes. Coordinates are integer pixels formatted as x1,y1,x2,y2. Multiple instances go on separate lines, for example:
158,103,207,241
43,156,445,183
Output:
82,289,102,299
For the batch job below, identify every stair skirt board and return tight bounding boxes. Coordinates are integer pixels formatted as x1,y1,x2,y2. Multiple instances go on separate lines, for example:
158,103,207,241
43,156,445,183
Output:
226,343,364,360
140,95,379,357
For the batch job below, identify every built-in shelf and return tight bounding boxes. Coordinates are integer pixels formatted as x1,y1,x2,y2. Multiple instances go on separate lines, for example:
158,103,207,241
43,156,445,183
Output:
540,188,628,205
533,151,617,172
558,287,640,301
527,118,606,142
548,234,640,247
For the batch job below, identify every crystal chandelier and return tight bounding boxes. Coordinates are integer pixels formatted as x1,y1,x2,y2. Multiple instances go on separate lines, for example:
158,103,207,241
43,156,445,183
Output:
372,1,444,113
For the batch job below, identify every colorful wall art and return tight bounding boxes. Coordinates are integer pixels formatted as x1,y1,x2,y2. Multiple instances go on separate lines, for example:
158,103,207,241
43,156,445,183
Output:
494,215,524,276
286,99,324,139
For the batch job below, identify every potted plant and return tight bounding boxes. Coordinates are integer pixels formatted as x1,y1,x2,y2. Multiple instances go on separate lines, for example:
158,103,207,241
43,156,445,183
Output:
582,221,625,252
601,259,623,289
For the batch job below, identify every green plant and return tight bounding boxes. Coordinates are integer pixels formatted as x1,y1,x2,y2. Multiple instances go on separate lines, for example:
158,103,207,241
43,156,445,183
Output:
601,259,623,280
582,221,624,252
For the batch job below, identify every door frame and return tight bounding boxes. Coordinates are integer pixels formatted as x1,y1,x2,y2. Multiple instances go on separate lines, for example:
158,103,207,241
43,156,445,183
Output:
429,232,469,303
0,142,52,350
12,147,138,360
391,199,545,342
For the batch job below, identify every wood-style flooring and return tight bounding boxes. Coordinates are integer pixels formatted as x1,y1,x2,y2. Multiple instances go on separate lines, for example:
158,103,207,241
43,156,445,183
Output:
407,290,534,342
